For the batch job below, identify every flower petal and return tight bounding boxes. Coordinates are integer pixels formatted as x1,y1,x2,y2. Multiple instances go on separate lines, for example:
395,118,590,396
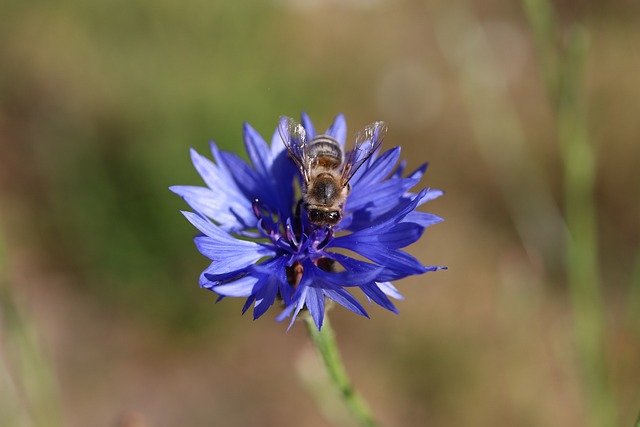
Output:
190,146,228,190
377,281,404,300
377,265,447,282
419,188,444,204
301,112,317,139
403,211,444,227
218,143,296,218
170,144,259,230
252,275,281,319
211,274,259,297
242,294,256,315
326,113,347,146
282,285,309,330
243,122,271,178
269,126,287,158
350,147,401,189
217,151,261,198
182,211,275,274
360,282,398,314
170,185,256,231
341,243,427,275
377,222,425,249
346,177,419,213
321,253,383,285
322,285,369,318
194,235,273,274
305,287,326,330
307,262,369,320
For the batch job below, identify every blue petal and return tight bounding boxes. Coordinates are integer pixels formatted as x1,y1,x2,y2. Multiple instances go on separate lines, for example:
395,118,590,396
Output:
170,185,256,231
336,191,427,244
243,122,272,178
208,141,253,196
277,270,295,306
330,192,430,274
268,151,297,214
242,294,256,315
326,113,347,146
334,240,427,275
251,257,292,309
217,151,261,197
203,268,248,284
194,235,273,274
322,284,369,318
406,163,428,181
199,265,214,288
391,160,407,179
275,300,296,324
305,287,326,330
301,112,317,139
360,282,398,314
420,188,444,204
282,285,309,330
209,257,289,316
320,253,384,286
316,264,382,287
281,261,319,329
170,145,259,230
253,275,280,319
276,259,373,330
377,281,404,300
374,222,425,249
269,126,287,158
403,211,444,227
212,275,259,297
218,144,296,219
190,147,230,190
182,211,275,273
387,222,425,248
377,265,447,282
307,262,369,320
384,189,428,223
346,177,419,213
350,147,401,189
182,210,238,239
204,256,286,284
200,263,250,289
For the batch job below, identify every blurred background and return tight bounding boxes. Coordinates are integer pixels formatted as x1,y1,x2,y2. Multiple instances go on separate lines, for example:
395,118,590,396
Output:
1,0,639,426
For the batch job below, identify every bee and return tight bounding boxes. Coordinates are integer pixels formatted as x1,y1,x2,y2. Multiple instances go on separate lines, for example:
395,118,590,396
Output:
278,116,387,227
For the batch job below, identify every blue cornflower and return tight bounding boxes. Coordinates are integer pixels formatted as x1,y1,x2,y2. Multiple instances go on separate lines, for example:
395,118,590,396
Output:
171,113,445,330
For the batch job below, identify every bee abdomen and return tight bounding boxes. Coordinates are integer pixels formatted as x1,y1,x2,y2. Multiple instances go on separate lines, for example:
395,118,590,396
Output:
308,135,343,169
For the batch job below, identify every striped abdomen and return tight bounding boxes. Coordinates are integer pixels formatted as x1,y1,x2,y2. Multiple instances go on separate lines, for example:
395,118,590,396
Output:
308,135,343,169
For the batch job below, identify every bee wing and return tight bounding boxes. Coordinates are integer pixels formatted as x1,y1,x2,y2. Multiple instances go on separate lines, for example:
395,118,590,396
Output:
278,116,311,184
340,121,387,185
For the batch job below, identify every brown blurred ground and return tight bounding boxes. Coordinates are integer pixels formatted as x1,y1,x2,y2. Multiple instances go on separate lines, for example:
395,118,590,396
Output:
1,0,639,426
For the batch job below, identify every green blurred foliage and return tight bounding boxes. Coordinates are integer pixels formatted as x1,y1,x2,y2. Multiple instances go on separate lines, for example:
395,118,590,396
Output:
0,0,337,332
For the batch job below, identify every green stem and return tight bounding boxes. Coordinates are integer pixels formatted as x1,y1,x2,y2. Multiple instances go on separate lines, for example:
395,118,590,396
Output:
558,28,614,427
304,315,378,427
522,2,616,425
